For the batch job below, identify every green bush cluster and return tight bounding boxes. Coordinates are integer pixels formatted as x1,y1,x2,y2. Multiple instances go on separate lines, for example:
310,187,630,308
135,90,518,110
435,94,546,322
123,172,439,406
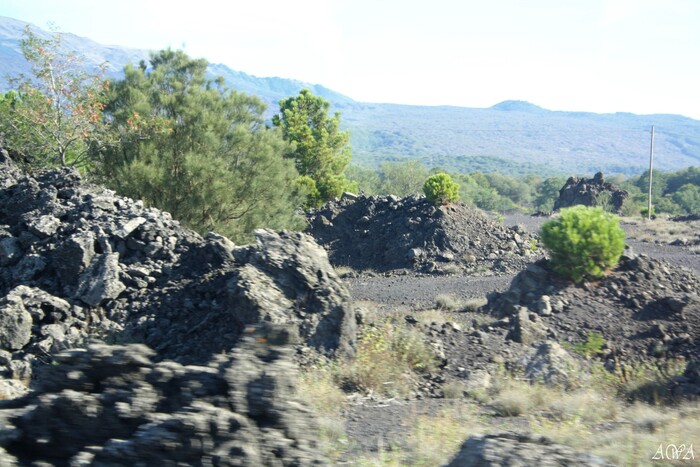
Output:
423,173,460,205
540,206,625,282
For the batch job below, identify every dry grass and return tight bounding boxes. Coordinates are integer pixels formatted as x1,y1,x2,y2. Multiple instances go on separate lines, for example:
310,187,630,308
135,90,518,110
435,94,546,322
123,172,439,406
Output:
622,215,700,245
298,351,700,466
295,299,698,466
486,363,699,466
435,293,465,311
434,294,488,313
333,265,356,277
440,263,463,276
354,404,487,466
341,319,439,397
296,363,349,461
531,401,700,466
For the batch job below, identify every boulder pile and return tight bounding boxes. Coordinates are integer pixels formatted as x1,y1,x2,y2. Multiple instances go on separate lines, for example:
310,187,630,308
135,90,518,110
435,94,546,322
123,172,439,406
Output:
483,253,700,389
0,147,355,379
306,193,540,275
553,171,628,213
0,336,327,465
0,148,357,463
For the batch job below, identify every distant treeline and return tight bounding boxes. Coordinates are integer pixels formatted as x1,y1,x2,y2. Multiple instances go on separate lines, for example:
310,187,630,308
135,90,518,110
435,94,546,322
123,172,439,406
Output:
347,161,700,217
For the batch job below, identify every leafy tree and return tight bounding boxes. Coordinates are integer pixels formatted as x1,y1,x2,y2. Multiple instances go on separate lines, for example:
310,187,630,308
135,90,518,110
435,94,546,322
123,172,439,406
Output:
485,172,533,205
423,173,459,205
272,89,355,207
540,206,625,283
0,26,113,168
378,160,429,197
452,172,510,212
346,164,381,195
98,49,304,243
673,183,700,214
653,194,682,215
534,176,565,213
635,169,669,200
666,167,700,193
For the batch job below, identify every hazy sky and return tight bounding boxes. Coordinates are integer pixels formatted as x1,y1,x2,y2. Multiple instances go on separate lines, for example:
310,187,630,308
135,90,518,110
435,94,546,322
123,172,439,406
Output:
2,0,699,119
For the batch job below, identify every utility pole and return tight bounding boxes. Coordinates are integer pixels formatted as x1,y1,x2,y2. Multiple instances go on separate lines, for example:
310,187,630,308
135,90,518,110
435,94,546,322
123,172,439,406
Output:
647,125,655,220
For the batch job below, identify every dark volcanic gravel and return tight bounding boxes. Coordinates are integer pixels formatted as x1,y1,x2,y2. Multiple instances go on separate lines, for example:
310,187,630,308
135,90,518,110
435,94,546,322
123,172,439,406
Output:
345,274,512,309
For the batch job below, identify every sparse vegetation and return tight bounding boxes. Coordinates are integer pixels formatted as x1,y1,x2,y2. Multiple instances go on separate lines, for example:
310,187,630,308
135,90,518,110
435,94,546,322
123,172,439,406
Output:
434,293,464,311
341,318,439,397
565,331,606,358
3,19,700,467
540,206,626,282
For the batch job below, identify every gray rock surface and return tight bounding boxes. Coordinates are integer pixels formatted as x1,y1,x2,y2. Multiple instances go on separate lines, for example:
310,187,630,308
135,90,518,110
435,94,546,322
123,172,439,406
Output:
515,341,580,387
0,338,327,466
553,171,628,213
306,193,541,275
0,295,32,351
485,255,700,369
0,151,355,383
445,431,613,466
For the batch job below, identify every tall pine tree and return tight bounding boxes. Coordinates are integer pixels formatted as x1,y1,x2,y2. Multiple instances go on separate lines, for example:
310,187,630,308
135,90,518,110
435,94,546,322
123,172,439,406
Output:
272,89,356,207
98,49,304,243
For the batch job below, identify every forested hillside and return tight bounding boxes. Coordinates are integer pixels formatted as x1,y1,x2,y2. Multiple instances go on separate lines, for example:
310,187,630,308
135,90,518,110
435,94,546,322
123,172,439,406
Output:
2,16,700,178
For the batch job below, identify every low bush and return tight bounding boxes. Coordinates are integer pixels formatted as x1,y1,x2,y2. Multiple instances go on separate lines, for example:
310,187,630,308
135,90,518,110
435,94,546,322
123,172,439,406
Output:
423,173,460,205
540,206,625,282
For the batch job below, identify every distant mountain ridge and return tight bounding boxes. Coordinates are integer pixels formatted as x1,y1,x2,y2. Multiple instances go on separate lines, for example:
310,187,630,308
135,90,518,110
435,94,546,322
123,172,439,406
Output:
2,15,700,177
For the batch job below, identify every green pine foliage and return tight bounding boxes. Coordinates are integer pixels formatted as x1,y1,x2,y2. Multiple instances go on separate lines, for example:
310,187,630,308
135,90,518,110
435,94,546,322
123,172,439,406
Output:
273,89,356,208
423,173,460,205
98,49,304,243
540,206,626,282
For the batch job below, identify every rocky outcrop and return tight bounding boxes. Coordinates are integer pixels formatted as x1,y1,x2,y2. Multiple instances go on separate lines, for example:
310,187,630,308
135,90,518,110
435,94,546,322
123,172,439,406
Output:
0,336,327,466
306,194,540,275
553,172,628,213
513,341,581,387
445,432,613,466
0,150,355,383
484,254,700,370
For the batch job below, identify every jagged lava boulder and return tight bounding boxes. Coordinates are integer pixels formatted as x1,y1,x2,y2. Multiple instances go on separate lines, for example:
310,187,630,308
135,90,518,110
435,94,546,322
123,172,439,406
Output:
306,193,540,275
0,336,328,465
445,432,613,466
0,149,355,384
553,172,628,213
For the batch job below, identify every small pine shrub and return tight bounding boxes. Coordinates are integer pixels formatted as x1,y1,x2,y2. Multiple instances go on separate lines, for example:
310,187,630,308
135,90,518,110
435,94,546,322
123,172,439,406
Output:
540,206,625,282
423,173,459,205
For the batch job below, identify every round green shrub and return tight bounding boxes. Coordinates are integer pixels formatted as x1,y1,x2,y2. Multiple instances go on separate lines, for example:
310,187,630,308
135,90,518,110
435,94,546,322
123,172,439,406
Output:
539,205,625,282
423,173,460,205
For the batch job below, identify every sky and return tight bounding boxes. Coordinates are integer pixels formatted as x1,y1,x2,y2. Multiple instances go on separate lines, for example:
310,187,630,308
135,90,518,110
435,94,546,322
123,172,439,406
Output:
1,0,699,119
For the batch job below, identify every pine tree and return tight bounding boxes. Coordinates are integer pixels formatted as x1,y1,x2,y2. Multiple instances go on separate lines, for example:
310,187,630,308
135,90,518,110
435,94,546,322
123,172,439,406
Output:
98,49,304,243
272,89,355,207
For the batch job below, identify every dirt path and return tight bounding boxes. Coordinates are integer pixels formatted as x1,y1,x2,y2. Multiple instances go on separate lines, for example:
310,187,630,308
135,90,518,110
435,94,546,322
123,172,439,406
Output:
345,274,512,309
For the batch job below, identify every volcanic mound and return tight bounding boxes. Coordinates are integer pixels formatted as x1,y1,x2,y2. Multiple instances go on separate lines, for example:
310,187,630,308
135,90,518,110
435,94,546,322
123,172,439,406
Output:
306,193,541,275
483,252,700,396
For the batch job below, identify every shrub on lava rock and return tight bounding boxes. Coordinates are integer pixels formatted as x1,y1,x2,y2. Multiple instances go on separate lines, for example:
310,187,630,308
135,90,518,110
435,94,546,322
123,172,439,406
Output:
540,205,625,282
423,173,460,205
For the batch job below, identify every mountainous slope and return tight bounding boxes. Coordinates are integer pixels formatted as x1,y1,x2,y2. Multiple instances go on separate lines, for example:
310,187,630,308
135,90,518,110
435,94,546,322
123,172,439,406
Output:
2,15,700,177
342,102,700,175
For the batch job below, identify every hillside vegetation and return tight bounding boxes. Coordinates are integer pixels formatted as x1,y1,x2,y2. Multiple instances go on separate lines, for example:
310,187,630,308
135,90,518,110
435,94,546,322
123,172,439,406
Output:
2,16,700,178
